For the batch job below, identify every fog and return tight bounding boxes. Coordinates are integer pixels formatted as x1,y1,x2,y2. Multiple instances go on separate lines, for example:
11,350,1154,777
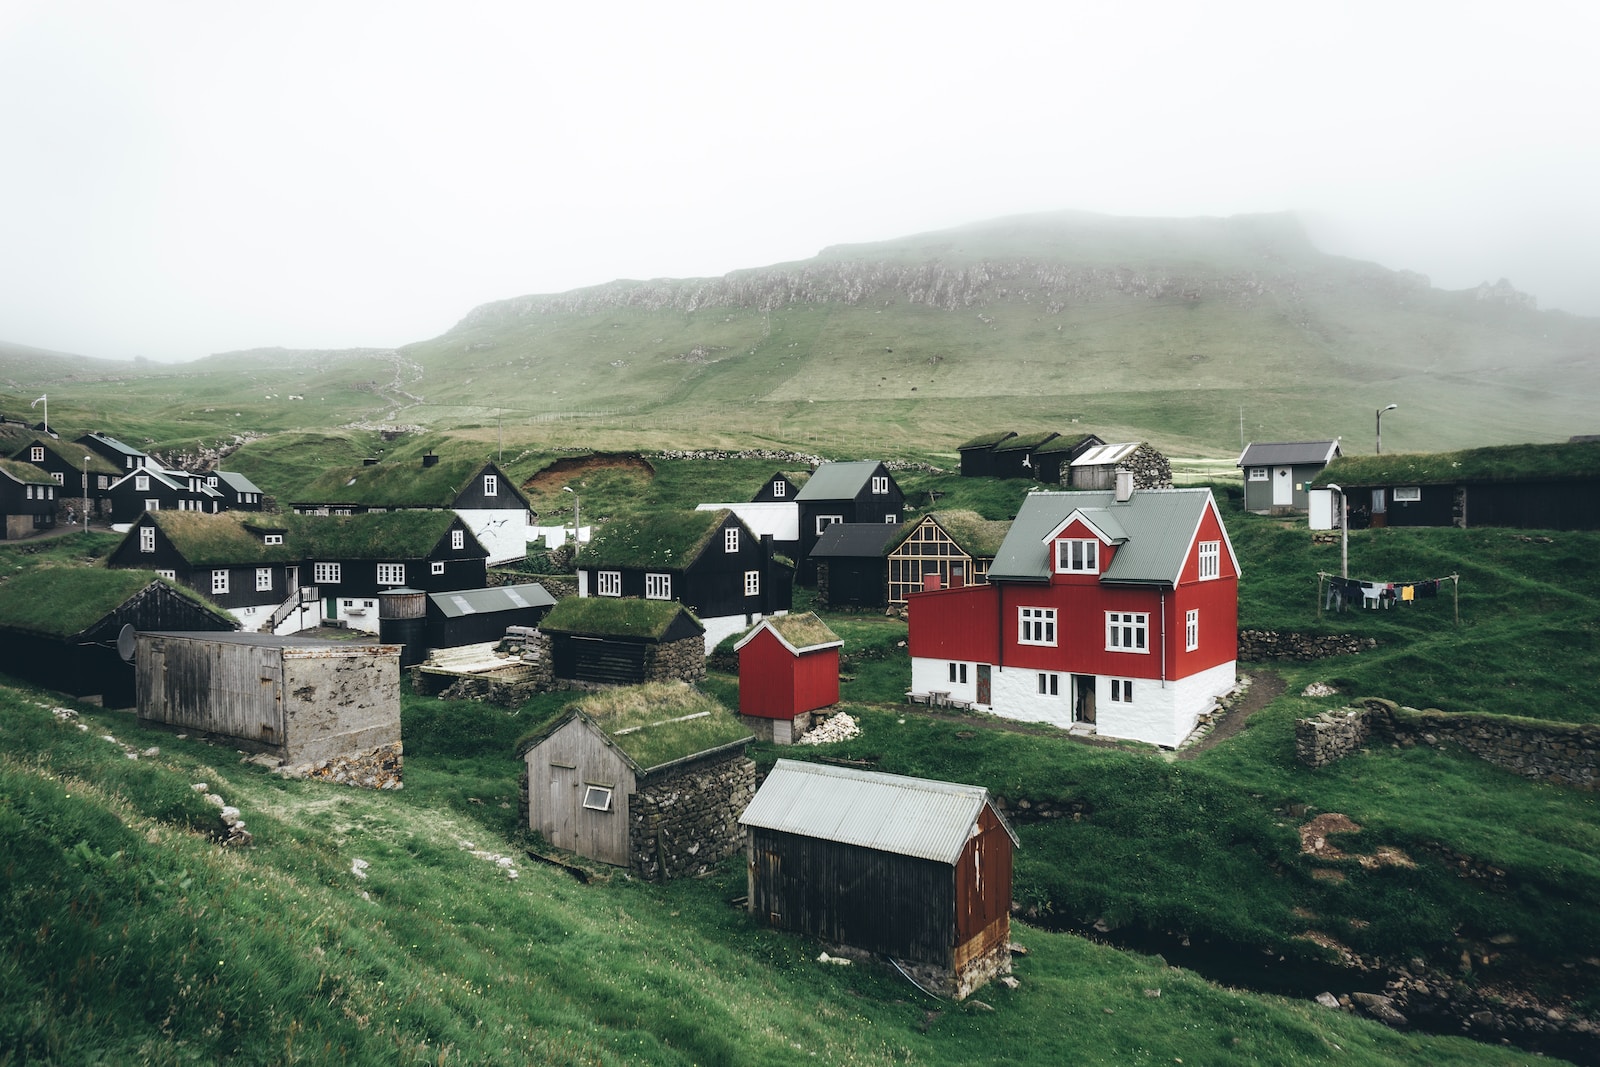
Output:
2,0,1596,362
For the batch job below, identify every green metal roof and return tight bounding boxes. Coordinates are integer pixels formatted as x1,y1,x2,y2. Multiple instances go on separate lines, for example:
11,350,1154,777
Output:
429,583,555,619
793,461,884,501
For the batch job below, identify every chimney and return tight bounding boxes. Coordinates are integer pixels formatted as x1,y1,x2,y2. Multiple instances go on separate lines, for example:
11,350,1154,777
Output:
421,452,439,468
1115,468,1134,502
922,573,942,592
950,571,965,589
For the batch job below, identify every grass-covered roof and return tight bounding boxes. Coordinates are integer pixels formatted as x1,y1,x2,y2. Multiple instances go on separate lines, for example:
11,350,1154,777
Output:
744,611,840,652
1313,442,1600,488
565,682,751,771
923,509,1013,556
291,511,469,559
1033,433,1099,455
0,567,226,638
995,432,1058,452
957,431,1017,450
147,511,300,566
580,510,729,570
14,438,121,475
0,457,58,485
539,596,699,639
294,456,528,508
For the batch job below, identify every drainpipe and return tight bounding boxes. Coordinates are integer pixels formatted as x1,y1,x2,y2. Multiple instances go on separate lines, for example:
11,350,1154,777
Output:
1160,590,1167,688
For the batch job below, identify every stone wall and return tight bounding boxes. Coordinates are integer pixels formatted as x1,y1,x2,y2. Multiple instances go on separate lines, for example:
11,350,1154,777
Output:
1238,629,1376,662
628,753,755,881
646,634,707,684
1296,698,1600,789
281,740,404,790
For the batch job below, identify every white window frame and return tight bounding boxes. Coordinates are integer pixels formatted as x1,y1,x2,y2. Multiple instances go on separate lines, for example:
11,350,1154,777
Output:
376,563,405,586
135,474,149,491
139,526,155,553
1197,540,1220,581
815,514,843,535
211,569,229,595
1037,672,1059,696
431,560,446,575
1247,467,1268,482
1055,539,1099,574
596,570,622,597
1019,606,1056,646
483,474,498,496
264,533,283,546
155,569,175,580
1186,608,1199,652
948,662,968,684
51,472,63,485
581,785,613,812
1107,611,1149,653
451,528,465,550
871,475,889,495
1393,486,1421,502
1110,678,1134,703
314,562,341,585
771,480,786,498
144,499,160,512
29,446,43,462
256,567,273,592
744,569,761,596
724,527,739,553
645,572,671,600
97,475,110,489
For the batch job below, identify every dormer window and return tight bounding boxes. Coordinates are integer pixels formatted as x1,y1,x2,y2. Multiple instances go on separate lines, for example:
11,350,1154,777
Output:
1055,539,1099,574
264,533,283,546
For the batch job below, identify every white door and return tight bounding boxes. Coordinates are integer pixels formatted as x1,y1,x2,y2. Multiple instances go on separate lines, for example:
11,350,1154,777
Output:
1272,467,1293,507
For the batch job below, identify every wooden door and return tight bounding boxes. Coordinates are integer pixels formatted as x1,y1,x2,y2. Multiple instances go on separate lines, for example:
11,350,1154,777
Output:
976,664,991,705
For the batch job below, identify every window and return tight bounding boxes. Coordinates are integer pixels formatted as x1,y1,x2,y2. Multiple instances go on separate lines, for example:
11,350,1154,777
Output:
1198,540,1220,580
816,514,843,535
256,567,273,592
207,475,217,487
744,570,761,596
724,527,739,553
51,472,63,484
1019,606,1056,646
581,785,613,812
135,475,149,491
144,499,160,512
377,563,405,585
772,480,785,498
211,569,229,594
314,562,341,585
431,560,446,575
1111,679,1134,703
451,528,465,550
645,573,671,600
156,569,175,580
948,662,967,684
1186,608,1199,651
885,514,898,523
1107,612,1149,652
139,526,155,553
1038,672,1059,695
29,446,43,462
871,475,889,495
97,475,109,489
1248,467,1268,481
596,571,621,597
1393,486,1421,502
483,474,498,496
264,533,283,546
1055,539,1099,574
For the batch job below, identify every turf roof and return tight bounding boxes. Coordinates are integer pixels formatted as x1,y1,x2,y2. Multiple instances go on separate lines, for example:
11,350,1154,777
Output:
569,682,751,771
1313,442,1600,488
290,511,473,559
0,567,229,638
12,438,121,476
539,595,699,639
1034,433,1100,455
580,510,730,570
738,611,840,652
294,457,528,508
144,511,300,566
0,457,58,485
920,510,1013,556
957,431,1017,450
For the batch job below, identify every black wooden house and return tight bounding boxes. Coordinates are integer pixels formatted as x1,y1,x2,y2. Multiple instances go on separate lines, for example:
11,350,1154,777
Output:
10,437,122,523
0,458,60,539
793,461,904,585
810,522,905,610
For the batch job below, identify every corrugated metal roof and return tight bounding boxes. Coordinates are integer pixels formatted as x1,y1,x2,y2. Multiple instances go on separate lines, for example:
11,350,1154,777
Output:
1236,440,1341,468
428,583,555,618
810,522,904,558
1070,441,1142,467
988,488,1220,585
740,759,1014,864
214,470,264,495
794,461,883,501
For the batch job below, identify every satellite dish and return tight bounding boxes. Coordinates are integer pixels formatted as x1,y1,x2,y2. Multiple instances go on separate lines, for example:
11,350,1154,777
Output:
116,624,138,663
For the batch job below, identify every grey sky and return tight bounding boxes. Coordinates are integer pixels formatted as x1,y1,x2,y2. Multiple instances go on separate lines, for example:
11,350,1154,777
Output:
3,0,1596,362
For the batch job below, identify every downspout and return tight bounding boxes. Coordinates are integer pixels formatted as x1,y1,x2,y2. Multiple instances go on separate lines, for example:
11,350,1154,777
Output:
996,582,1004,670
1160,589,1167,688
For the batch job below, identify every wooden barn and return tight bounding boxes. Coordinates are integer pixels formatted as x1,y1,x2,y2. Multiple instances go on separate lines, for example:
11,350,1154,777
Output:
741,759,1018,1000
956,432,1017,478
539,596,706,685
1030,432,1106,485
0,568,236,707
517,682,754,879
136,631,402,775
733,613,842,743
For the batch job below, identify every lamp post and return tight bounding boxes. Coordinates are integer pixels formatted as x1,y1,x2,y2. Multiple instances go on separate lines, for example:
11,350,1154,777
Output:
562,486,579,552
1327,483,1348,580
1376,403,1398,454
82,455,91,534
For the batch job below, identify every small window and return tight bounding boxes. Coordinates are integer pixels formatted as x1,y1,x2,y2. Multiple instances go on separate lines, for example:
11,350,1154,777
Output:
483,474,498,496
1247,467,1268,481
139,526,155,553
256,567,273,592
1393,486,1421,502
582,785,613,812
1197,540,1220,580
155,569,175,580
431,560,446,575
377,563,405,585
724,527,739,553
744,570,760,596
871,475,889,495
211,569,230,594
948,662,968,684
645,573,671,600
314,562,341,585
1055,539,1099,574
884,514,898,524
264,533,283,546
1186,608,1199,651
135,475,149,491
451,528,465,550
816,514,843,535
29,446,43,462
51,472,63,484
1111,679,1134,703
144,499,160,512
772,480,786,498
97,475,110,489
596,571,622,597
1037,672,1059,696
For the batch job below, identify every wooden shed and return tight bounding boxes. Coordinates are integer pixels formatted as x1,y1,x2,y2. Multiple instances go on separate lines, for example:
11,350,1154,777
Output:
540,596,706,685
741,759,1018,1000
810,522,904,610
425,582,556,648
733,613,842,743
517,682,754,879
136,632,402,775
0,568,236,707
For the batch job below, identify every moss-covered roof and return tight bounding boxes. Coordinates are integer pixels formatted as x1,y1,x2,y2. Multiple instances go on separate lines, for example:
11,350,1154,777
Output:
539,596,700,639
146,511,300,566
994,432,1058,453
0,567,228,638
12,438,121,475
294,457,528,508
1312,442,1600,488
0,457,58,485
957,431,1017,450
291,511,469,559
1033,433,1099,455
739,611,841,652
920,510,1013,556
573,682,751,771
580,510,729,570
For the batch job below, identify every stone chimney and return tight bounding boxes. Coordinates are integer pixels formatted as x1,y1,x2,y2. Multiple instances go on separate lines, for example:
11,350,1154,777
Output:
421,452,439,468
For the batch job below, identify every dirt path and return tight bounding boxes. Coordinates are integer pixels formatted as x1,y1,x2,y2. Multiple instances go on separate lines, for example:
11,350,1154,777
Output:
1177,669,1287,759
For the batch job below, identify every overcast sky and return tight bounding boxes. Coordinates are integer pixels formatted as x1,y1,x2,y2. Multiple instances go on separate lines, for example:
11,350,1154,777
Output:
3,0,1596,362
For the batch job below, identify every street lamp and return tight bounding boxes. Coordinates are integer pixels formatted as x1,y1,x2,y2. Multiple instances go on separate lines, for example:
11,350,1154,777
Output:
562,486,580,551
82,455,91,534
1327,483,1348,580
1376,403,1398,454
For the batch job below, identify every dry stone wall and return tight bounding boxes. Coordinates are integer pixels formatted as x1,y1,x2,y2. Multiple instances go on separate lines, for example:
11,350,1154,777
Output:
628,754,755,881
646,634,707,683
1238,629,1376,661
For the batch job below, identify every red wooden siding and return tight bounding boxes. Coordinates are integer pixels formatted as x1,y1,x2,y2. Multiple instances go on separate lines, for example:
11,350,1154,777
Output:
906,583,1000,664
737,627,839,720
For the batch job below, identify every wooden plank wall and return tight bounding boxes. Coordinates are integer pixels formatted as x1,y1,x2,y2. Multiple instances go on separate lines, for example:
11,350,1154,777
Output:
525,718,635,866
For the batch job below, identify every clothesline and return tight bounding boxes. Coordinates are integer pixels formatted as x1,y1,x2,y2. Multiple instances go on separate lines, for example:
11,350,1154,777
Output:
1315,571,1461,624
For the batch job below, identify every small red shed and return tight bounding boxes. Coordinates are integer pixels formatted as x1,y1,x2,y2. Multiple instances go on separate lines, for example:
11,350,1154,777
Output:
734,612,842,743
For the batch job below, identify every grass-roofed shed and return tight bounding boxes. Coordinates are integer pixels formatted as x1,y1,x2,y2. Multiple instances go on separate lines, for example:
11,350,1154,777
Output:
733,612,843,742
516,681,755,878
539,597,706,685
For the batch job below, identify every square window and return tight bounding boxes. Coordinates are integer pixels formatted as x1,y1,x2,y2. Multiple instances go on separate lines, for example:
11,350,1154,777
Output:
51,472,63,484
211,569,229,594
871,475,889,494
1107,611,1148,653
135,475,149,491
596,571,621,597
582,785,613,812
431,560,445,575
1019,607,1056,646
724,527,739,553
29,446,43,462
256,568,273,592
645,573,671,600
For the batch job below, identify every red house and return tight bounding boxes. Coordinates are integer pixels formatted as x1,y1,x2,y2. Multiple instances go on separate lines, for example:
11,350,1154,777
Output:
907,480,1239,748
734,612,843,743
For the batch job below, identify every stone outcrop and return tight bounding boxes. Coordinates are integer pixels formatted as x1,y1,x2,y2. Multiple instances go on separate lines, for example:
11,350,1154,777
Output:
1238,629,1376,661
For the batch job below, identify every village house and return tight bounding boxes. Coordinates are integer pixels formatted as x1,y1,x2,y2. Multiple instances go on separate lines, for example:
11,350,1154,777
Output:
538,596,706,686
518,682,754,879
793,460,904,585
906,479,1240,748
886,510,1012,606
10,437,121,523
957,430,1105,483
104,464,223,523
810,522,905,610
76,430,152,474
733,612,842,743
575,508,792,653
741,759,1017,1000
750,470,805,502
1237,440,1343,515
107,511,300,631
0,458,61,539
207,470,267,511
290,453,534,565
957,431,1018,478
1067,441,1172,490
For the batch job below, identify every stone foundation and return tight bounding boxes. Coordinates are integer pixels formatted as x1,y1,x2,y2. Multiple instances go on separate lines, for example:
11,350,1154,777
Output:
280,740,404,790
740,712,812,745
1238,629,1376,662
628,755,755,881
